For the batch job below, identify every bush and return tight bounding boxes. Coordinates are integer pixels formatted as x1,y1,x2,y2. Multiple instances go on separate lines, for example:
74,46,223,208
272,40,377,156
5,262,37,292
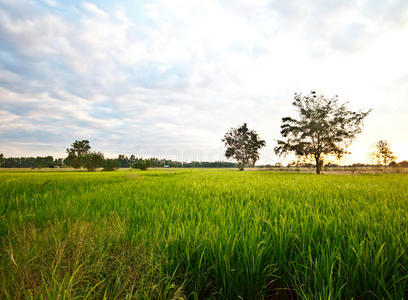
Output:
103,159,119,171
83,151,104,171
131,159,152,170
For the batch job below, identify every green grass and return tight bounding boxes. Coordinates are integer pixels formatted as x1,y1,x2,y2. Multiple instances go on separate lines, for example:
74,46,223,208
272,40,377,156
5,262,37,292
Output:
1,169,407,299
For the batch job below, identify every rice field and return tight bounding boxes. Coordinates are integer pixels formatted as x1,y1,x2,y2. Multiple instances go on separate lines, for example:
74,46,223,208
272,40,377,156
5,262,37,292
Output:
1,169,407,299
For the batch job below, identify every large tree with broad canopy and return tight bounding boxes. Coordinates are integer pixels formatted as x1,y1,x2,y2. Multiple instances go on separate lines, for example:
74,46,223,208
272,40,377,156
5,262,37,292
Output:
275,91,371,174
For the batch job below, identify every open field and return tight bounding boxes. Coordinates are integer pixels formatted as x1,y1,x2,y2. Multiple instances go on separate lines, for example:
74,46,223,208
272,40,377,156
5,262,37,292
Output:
1,169,407,299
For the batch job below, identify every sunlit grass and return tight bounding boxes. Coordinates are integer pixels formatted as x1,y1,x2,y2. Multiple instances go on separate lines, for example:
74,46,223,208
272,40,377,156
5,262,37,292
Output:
1,169,407,299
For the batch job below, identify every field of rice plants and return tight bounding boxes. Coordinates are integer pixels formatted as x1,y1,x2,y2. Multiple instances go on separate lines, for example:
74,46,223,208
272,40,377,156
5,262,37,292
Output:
1,169,407,299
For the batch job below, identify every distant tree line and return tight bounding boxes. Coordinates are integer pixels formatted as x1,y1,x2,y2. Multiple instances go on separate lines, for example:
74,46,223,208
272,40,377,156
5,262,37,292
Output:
0,150,236,170
117,155,236,168
255,161,408,169
0,154,63,168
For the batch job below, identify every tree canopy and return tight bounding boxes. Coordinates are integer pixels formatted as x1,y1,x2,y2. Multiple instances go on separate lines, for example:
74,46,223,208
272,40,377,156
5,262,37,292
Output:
103,158,120,171
131,159,152,170
275,91,371,174
371,140,397,166
83,151,105,171
65,140,91,168
222,123,266,171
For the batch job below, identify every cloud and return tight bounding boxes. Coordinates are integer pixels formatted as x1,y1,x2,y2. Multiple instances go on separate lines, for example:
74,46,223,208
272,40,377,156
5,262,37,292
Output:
81,2,109,18
0,0,407,163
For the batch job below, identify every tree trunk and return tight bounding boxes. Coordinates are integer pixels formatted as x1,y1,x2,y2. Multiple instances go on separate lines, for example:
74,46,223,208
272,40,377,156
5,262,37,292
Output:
315,156,321,174
238,161,245,171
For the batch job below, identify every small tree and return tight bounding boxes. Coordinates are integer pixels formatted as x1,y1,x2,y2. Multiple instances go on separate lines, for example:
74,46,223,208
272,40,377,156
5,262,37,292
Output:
131,159,152,170
275,91,370,174
65,140,91,168
398,161,408,168
103,158,119,171
372,140,397,167
83,151,104,171
222,123,266,171
118,154,131,168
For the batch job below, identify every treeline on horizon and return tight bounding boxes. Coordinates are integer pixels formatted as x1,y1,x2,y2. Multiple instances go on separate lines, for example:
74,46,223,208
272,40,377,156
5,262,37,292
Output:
1,153,408,169
0,153,237,169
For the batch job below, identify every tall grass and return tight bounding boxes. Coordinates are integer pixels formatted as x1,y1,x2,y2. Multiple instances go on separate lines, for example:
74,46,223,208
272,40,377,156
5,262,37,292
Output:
1,169,407,299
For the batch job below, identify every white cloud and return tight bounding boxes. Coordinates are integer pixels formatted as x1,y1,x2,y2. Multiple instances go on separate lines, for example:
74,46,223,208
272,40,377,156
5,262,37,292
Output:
0,0,407,163
81,2,109,18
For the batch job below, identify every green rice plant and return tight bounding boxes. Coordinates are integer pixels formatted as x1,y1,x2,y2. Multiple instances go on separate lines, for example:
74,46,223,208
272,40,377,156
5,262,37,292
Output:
0,169,407,299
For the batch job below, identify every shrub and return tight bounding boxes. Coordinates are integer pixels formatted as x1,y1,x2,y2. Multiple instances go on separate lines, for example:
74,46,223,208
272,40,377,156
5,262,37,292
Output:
131,159,152,170
103,159,119,171
83,151,104,171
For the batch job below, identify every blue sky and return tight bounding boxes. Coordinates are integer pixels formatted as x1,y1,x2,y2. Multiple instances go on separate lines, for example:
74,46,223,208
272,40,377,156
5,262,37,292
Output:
0,0,407,163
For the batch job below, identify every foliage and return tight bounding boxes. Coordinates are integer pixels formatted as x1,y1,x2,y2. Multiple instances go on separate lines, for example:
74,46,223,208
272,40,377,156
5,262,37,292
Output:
371,140,397,166
82,151,105,171
118,155,237,168
1,170,408,299
222,123,266,170
397,160,408,168
0,153,237,169
118,154,132,168
63,152,79,168
65,140,91,169
102,158,119,171
0,155,61,168
275,91,370,174
131,159,152,170
181,160,237,168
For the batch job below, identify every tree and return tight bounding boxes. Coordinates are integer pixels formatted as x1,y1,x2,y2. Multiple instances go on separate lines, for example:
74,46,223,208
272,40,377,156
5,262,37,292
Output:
397,161,408,168
65,140,91,168
275,91,370,174
103,158,119,171
34,156,54,168
0,153,4,167
63,152,78,168
371,140,397,167
131,158,152,170
83,151,105,171
222,123,266,171
118,154,131,168
54,158,64,167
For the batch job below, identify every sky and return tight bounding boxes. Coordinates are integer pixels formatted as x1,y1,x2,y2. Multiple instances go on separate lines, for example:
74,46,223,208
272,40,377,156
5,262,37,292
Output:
0,0,407,164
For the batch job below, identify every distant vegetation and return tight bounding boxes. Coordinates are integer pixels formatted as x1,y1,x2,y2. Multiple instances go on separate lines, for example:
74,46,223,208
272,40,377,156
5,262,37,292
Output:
131,158,152,170
118,155,237,169
0,154,63,168
2,153,407,170
370,140,397,167
0,152,237,169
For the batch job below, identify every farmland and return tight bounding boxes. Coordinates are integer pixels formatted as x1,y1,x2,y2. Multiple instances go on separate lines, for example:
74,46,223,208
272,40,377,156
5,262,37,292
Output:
1,169,407,299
